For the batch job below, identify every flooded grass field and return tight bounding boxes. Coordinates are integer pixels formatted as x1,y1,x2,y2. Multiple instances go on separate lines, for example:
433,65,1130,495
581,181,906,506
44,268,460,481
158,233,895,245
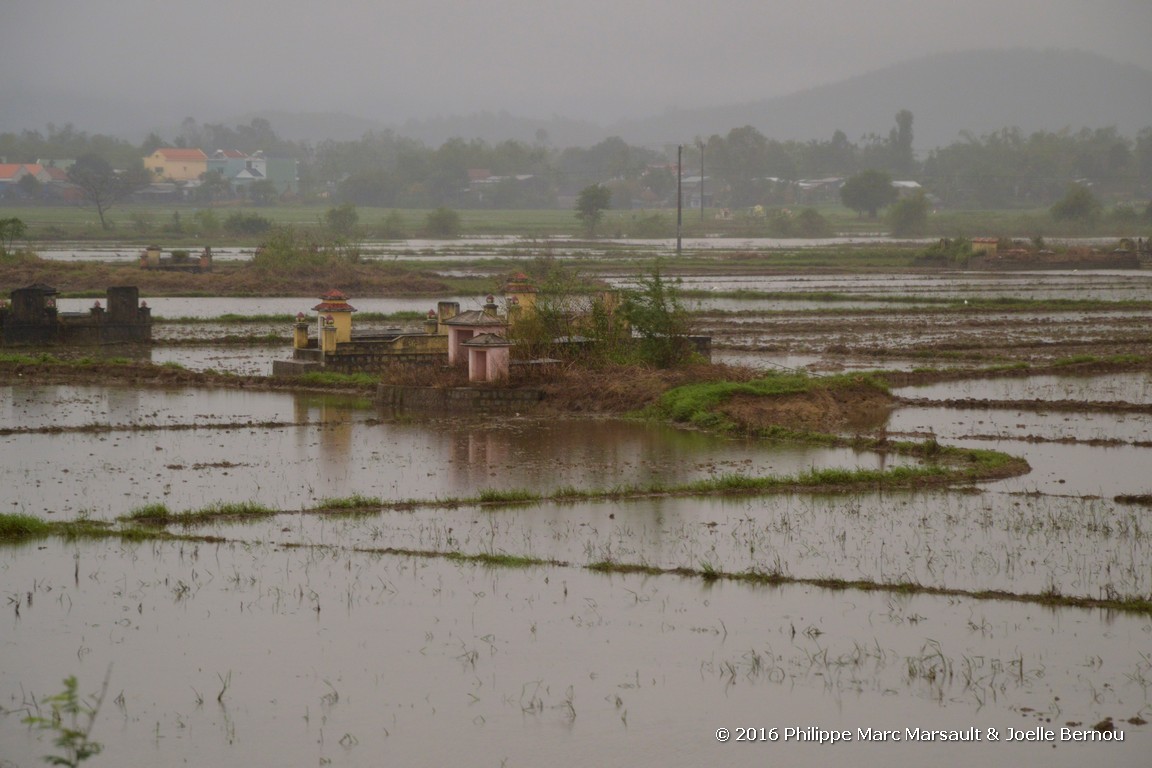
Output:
2,269,1151,766
2,540,1149,767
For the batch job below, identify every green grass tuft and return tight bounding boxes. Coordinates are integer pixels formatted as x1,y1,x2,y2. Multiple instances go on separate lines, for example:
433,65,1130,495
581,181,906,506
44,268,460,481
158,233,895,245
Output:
121,503,174,523
0,513,51,540
317,494,384,509
448,552,546,568
118,500,277,525
192,501,278,518
476,488,541,504
552,485,588,500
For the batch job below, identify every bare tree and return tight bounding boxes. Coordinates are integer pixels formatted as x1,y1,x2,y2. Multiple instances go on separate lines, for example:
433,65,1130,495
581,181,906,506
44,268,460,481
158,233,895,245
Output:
67,154,151,230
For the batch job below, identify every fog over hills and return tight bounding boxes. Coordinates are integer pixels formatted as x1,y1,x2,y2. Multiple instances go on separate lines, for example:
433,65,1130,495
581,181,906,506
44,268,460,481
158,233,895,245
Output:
2,49,1148,152
607,49,1152,150
213,49,1152,150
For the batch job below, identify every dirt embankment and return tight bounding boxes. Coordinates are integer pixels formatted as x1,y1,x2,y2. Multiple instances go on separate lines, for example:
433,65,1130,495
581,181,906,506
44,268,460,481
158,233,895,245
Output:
533,363,762,414
720,385,893,434
0,359,293,392
0,357,770,416
0,260,451,297
0,356,897,435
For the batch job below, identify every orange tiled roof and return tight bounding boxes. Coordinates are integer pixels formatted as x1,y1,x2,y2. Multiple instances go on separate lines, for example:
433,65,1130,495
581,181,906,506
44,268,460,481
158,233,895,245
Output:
312,301,357,312
312,289,355,312
153,148,207,161
0,163,37,181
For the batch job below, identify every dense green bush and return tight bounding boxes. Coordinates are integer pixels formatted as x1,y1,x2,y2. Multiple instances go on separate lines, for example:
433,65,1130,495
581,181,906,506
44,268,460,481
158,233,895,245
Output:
324,203,359,236
622,265,694,368
917,237,972,266
888,192,930,236
423,207,461,237
376,210,408,239
794,208,832,237
223,211,274,235
1050,184,1102,222
249,227,327,271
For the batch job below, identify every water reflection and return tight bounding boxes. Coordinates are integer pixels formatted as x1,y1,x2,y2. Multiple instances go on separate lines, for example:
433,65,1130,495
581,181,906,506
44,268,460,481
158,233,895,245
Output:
0,385,907,520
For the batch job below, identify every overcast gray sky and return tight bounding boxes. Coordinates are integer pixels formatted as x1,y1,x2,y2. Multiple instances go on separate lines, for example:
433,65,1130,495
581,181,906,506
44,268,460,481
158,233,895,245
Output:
3,0,1150,125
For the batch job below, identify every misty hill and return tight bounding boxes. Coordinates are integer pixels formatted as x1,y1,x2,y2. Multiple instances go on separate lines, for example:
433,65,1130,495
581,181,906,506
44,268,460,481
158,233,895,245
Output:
321,48,1152,150
3,48,1148,153
223,111,383,143
369,48,1150,151
606,48,1152,150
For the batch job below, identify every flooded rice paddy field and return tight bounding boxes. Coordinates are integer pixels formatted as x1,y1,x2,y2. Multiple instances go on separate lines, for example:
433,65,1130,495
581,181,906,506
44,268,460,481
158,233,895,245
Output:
2,540,1151,768
0,386,910,521
35,235,914,263
670,270,1152,302
232,485,1149,599
109,268,1152,378
891,404,1152,445
3,268,1152,765
699,309,1152,365
894,372,1152,404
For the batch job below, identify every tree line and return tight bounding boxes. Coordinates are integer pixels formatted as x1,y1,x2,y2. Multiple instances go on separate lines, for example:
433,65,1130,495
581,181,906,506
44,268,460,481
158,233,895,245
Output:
2,113,1150,212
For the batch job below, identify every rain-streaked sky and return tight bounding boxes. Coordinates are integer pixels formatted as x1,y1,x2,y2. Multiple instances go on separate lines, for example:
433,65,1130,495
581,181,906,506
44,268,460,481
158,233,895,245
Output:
3,0,1150,125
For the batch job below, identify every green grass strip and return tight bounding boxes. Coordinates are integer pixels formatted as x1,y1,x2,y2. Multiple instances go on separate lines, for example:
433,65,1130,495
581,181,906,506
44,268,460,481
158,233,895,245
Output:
477,488,543,504
316,494,385,509
119,501,278,525
0,513,52,540
583,560,1152,614
650,371,889,430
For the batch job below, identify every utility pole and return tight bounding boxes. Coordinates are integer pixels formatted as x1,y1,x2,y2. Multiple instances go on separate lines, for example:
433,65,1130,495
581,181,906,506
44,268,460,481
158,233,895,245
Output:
698,139,705,222
676,144,682,257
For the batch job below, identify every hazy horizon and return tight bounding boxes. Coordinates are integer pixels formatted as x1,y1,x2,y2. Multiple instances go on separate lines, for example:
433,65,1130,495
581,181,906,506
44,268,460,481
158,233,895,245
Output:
3,0,1151,138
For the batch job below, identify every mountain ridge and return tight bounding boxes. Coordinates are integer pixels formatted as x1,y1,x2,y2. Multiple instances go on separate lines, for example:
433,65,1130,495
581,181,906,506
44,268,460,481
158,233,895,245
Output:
2,48,1147,151
242,48,1152,149
607,48,1152,149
